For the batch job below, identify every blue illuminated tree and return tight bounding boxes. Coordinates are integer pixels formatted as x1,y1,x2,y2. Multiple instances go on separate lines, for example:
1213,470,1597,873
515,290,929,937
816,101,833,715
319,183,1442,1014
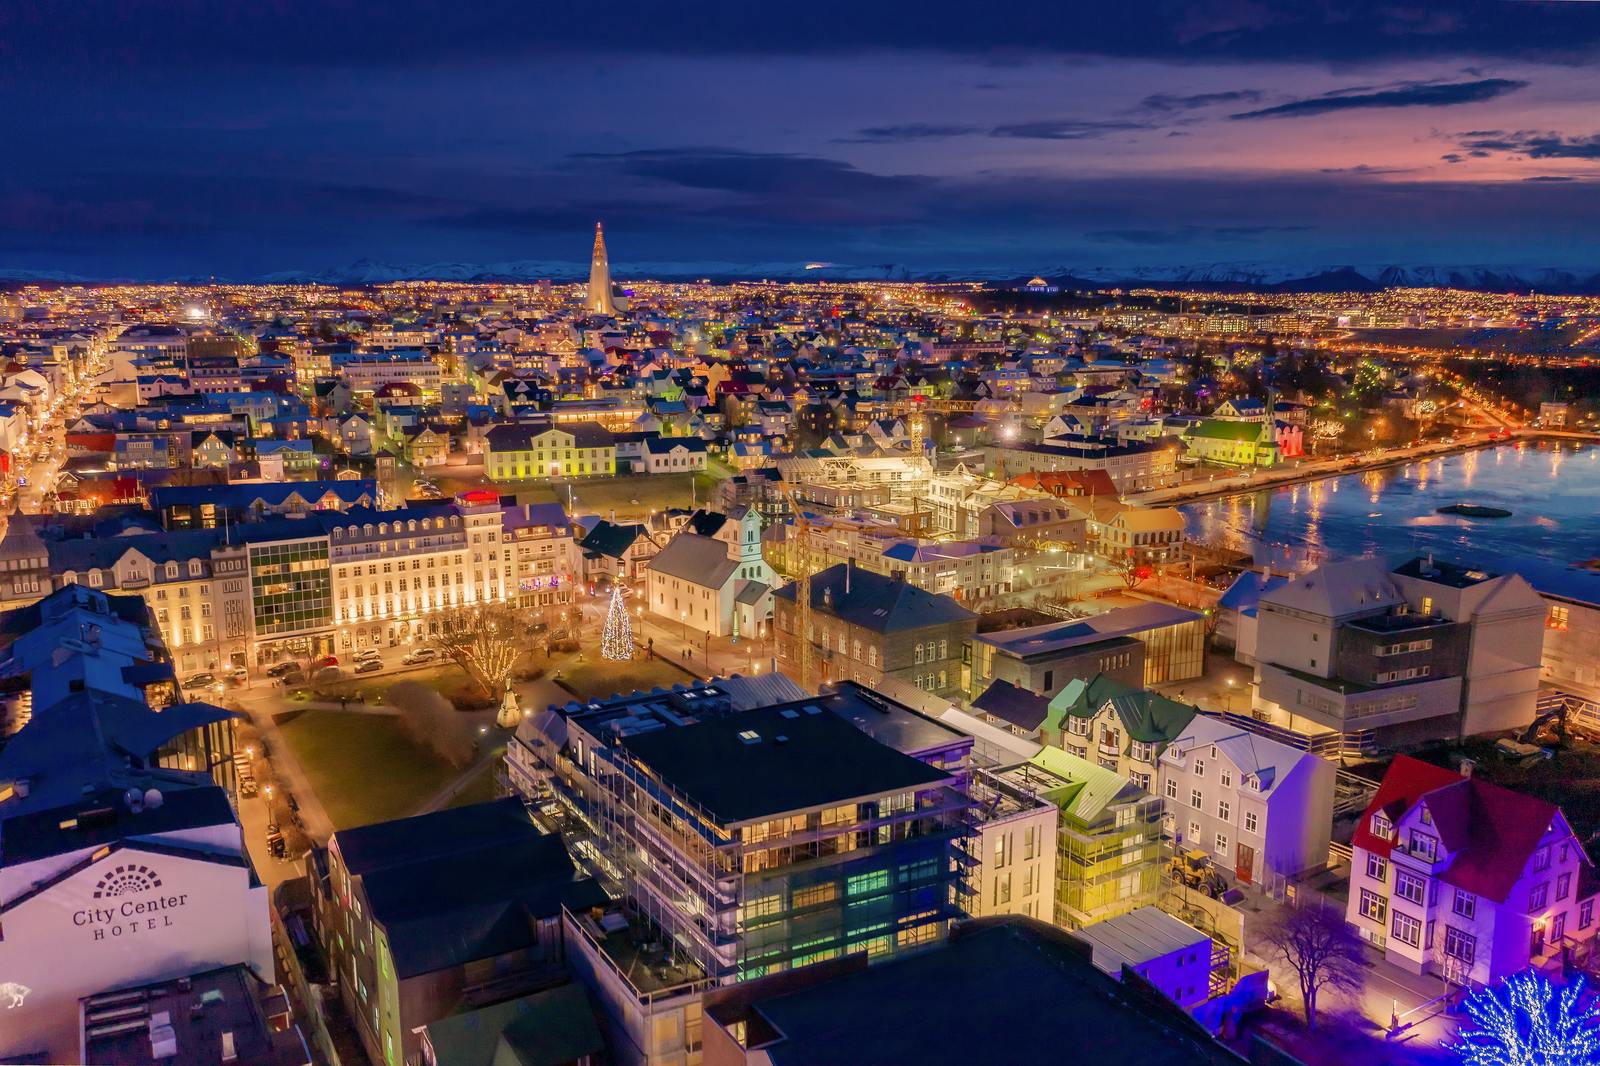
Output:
1449,971,1600,1066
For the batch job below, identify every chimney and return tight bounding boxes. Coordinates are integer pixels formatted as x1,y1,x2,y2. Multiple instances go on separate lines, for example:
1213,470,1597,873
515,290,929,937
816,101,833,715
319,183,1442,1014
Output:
1458,757,1476,779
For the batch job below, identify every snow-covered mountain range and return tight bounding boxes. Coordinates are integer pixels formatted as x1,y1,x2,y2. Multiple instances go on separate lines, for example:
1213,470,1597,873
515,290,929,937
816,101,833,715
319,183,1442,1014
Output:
5,259,1600,294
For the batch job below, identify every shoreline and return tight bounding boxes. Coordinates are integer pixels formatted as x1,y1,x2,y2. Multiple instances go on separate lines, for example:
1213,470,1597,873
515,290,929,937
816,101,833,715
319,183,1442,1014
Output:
1131,432,1592,509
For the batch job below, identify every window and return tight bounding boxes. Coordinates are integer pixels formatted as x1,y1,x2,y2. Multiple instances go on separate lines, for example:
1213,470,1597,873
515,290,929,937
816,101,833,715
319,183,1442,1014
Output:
1191,789,1204,810
1582,900,1595,930
1395,870,1426,905
1444,926,1475,965
1367,853,1388,882
1220,768,1232,788
1558,873,1572,901
1165,778,1178,800
1392,911,1422,948
1218,799,1231,822
1548,605,1571,631
1372,813,1392,838
1194,758,1205,778
1359,889,1387,924
1533,845,1551,871
1452,889,1476,920
1215,832,1229,856
1409,832,1438,862
1530,882,1549,911
1244,810,1258,834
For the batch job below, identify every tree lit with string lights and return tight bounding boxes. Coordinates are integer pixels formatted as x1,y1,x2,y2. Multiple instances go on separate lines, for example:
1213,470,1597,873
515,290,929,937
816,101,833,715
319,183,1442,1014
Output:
602,584,634,661
1448,971,1600,1066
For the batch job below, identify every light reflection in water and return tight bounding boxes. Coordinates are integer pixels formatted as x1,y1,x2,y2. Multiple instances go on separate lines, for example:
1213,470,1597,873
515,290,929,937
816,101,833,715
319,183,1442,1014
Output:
1179,443,1600,571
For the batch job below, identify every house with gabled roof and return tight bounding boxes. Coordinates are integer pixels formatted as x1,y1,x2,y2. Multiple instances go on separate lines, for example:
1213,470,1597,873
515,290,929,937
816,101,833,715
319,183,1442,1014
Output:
1346,755,1599,983
1045,675,1197,791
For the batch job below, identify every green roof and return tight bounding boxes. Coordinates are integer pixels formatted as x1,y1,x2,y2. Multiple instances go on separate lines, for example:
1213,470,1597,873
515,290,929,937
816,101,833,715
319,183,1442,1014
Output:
1027,746,1133,823
1186,420,1269,442
421,983,603,1066
1047,675,1197,744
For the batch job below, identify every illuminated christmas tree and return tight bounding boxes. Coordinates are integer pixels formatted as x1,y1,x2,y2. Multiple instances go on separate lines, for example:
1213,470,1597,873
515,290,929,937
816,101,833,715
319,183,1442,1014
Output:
1449,970,1600,1066
602,584,633,661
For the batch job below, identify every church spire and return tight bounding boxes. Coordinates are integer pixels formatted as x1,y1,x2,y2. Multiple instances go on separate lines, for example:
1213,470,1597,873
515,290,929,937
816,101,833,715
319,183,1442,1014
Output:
587,221,617,316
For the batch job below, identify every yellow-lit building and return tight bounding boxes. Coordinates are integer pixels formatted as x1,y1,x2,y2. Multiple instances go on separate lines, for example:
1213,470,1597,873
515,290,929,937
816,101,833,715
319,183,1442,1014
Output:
485,420,616,480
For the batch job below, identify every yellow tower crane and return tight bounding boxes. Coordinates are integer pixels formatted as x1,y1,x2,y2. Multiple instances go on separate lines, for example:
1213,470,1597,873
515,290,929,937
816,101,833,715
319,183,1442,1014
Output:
779,483,816,690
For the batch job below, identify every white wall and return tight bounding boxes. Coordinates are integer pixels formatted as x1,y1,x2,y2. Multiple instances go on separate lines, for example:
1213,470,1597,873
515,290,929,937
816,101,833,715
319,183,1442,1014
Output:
0,846,272,1063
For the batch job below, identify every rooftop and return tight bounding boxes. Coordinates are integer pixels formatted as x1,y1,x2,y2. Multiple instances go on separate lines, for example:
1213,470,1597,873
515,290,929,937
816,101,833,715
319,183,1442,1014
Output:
619,700,951,825
81,964,308,1066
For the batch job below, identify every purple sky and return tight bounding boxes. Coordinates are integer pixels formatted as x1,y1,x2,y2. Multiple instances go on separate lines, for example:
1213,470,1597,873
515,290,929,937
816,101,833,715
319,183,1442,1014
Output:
3,1,1599,278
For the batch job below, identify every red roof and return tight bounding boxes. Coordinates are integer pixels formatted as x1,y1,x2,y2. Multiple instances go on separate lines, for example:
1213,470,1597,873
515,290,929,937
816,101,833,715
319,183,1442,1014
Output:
1354,755,1575,904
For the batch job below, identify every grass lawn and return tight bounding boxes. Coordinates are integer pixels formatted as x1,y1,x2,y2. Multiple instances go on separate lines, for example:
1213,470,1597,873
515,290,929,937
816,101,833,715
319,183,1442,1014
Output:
556,656,695,701
277,709,458,830
444,755,506,810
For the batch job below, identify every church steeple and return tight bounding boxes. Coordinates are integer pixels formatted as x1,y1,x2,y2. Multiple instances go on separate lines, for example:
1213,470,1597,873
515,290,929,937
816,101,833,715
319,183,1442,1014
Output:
587,222,617,316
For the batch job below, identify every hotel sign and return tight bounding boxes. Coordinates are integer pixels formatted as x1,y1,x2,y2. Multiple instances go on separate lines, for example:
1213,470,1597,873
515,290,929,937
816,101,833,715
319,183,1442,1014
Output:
71,863,192,941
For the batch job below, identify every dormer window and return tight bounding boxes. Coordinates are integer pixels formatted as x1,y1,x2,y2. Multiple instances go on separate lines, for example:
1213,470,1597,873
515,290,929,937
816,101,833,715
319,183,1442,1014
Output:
165,562,178,579
1372,813,1393,838
1409,831,1438,862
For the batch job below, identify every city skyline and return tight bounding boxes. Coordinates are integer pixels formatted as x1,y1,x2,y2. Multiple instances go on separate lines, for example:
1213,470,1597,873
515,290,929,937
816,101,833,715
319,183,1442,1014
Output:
5,1,1600,279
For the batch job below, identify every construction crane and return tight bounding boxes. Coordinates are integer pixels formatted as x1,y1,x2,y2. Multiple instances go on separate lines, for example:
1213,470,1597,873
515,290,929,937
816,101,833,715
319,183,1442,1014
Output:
779,482,816,690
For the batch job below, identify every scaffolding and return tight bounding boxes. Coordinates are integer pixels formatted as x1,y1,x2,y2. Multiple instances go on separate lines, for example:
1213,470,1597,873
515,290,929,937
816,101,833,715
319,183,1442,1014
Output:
520,710,973,985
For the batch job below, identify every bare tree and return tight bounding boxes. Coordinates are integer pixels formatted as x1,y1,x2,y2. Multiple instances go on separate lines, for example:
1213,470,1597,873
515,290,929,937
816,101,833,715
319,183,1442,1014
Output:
1265,905,1366,1029
1116,552,1147,590
426,603,526,700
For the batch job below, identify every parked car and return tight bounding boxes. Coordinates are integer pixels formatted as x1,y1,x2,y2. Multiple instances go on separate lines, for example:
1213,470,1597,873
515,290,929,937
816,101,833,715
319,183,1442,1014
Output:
266,662,301,678
226,666,249,685
403,647,439,665
182,672,221,691
354,659,382,675
273,668,305,687
313,654,339,668
353,648,382,663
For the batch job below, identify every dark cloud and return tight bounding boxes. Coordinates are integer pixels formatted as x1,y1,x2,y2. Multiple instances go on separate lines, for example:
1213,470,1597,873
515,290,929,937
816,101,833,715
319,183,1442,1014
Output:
834,123,982,144
990,120,1150,140
1317,164,1413,175
1086,224,1313,245
6,1,1600,76
1459,130,1600,159
1231,78,1527,120
1137,89,1262,112
1524,175,1575,182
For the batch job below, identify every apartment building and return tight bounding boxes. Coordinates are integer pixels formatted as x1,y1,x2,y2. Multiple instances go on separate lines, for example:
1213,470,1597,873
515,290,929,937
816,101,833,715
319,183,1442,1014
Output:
1346,756,1598,984
485,420,616,480
0,494,577,672
507,680,971,987
774,564,976,699
965,767,1059,922
1158,716,1336,888
310,800,605,1066
1246,555,1544,750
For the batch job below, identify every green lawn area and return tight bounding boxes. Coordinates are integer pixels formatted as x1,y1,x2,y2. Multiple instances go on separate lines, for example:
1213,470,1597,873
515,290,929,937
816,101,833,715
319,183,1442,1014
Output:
277,709,458,830
556,656,696,701
444,755,506,810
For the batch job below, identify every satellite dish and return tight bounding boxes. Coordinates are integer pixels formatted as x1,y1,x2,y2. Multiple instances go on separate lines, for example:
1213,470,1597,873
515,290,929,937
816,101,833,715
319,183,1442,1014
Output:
125,787,144,811
143,789,164,810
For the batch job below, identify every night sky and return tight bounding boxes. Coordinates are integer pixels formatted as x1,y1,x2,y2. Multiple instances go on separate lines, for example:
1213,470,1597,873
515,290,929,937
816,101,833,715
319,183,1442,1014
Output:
4,1,1600,279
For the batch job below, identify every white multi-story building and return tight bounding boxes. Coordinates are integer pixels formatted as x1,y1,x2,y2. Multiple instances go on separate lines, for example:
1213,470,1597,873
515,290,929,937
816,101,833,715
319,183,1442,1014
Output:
1346,755,1598,983
1158,716,1336,888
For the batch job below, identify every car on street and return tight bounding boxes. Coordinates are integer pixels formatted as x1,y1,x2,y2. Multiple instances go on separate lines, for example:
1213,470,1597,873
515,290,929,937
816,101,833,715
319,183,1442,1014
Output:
313,654,339,668
353,648,382,663
354,659,383,675
182,672,221,692
402,647,438,665
226,666,249,685
266,661,301,678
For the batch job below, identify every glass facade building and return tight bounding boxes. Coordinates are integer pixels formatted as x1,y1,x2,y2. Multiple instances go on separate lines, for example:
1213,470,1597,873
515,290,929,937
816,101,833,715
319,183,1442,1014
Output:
249,539,332,637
